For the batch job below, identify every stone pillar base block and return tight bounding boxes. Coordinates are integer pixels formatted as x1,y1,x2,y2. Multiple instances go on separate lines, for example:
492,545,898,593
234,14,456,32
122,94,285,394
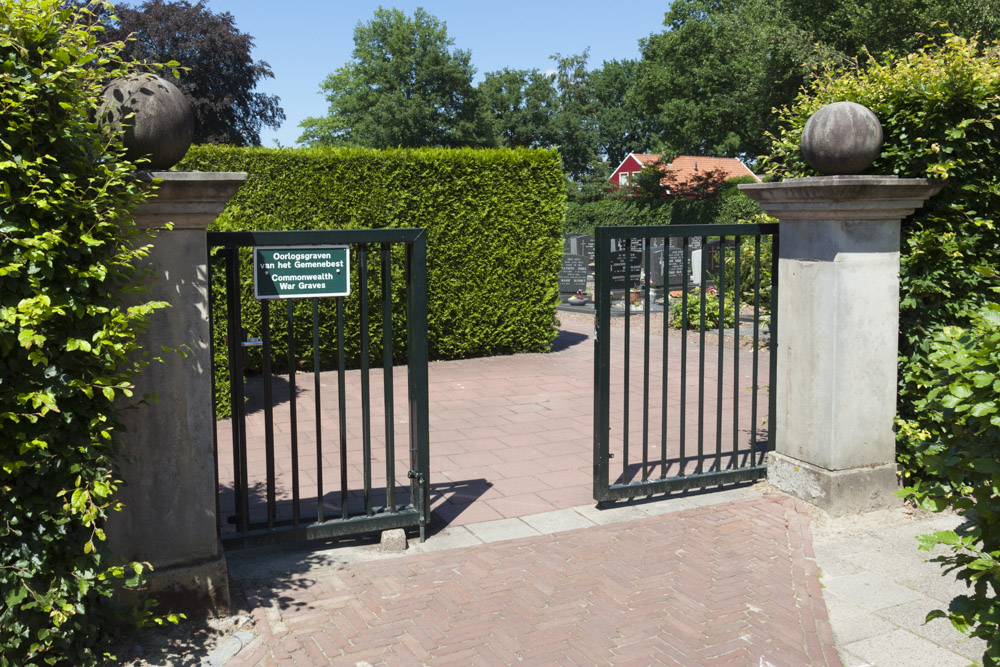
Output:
122,554,231,616
767,452,901,516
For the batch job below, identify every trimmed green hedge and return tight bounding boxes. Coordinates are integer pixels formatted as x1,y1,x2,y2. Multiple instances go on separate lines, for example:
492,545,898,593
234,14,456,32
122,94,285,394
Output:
178,146,565,416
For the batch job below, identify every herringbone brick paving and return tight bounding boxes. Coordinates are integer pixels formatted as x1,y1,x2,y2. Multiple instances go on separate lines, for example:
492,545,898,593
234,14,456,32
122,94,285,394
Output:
228,495,838,666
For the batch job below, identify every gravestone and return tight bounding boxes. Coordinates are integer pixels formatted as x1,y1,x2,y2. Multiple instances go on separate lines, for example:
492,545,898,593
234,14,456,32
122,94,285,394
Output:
559,253,589,295
609,249,643,290
564,233,594,258
560,234,595,301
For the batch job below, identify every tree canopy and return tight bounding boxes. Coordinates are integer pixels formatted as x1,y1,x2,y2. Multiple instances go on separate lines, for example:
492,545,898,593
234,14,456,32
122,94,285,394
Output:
299,8,494,149
588,59,649,168
632,0,1000,160
106,0,284,146
478,67,558,149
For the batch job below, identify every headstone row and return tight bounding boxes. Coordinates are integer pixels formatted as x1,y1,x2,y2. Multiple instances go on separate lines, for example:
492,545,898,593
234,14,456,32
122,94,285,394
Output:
559,233,704,301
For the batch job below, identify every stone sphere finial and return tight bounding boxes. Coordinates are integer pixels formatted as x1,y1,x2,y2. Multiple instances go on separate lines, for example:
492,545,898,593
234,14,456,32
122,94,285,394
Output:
98,73,194,170
801,101,883,175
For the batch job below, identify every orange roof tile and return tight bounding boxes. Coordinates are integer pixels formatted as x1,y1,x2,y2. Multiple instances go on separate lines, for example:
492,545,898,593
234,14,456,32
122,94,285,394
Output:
612,153,760,187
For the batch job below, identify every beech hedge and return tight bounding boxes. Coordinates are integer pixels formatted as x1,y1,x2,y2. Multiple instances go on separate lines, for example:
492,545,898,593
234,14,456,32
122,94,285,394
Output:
1,1,176,663
177,146,565,416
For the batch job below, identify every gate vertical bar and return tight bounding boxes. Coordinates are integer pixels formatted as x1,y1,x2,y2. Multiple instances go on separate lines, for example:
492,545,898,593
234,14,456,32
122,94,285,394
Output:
208,247,221,535
226,248,249,533
751,237,762,466
593,229,612,501
660,236,669,479
622,241,631,483
381,244,396,511
359,246,373,516
642,238,651,481
337,297,348,520
732,237,742,468
679,237,690,476
262,301,276,527
287,301,300,525
715,238,726,469
405,233,430,540
768,232,780,454
697,236,707,474
312,298,324,523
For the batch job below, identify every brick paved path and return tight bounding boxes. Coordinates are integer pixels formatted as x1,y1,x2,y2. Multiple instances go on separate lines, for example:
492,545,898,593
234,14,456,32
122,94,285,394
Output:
230,495,838,666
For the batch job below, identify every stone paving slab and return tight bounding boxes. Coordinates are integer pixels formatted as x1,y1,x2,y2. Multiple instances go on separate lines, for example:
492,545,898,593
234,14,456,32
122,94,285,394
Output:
226,494,839,666
810,507,986,667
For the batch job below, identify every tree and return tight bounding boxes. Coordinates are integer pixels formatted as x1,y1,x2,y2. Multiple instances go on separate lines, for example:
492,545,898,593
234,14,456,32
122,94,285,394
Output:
550,50,599,180
478,67,558,148
635,0,820,159
588,59,649,167
786,0,1000,58
633,0,1000,160
299,8,494,149
106,0,284,146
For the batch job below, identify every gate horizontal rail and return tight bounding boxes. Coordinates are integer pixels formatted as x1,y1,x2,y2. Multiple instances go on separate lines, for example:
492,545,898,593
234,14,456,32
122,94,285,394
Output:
593,223,779,503
208,229,430,548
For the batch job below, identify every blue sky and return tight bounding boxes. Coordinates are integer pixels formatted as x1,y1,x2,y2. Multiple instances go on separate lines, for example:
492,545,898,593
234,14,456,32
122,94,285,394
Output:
196,1,673,147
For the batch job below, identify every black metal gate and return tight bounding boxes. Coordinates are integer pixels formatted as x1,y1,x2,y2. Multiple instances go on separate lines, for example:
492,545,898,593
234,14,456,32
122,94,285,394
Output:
208,229,430,547
593,223,778,502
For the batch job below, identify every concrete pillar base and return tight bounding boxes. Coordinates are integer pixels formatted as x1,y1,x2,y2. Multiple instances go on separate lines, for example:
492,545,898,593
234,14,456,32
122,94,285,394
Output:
767,452,901,516
121,551,231,616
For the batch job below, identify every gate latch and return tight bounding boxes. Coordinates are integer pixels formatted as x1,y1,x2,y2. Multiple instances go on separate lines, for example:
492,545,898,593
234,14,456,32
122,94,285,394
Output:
241,337,263,348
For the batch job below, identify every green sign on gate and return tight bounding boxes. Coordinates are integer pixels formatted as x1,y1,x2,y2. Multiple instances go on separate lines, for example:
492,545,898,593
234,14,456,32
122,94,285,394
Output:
253,246,350,299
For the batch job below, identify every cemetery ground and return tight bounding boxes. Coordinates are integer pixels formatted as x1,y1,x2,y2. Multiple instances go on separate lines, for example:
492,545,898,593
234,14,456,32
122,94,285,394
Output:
112,314,984,666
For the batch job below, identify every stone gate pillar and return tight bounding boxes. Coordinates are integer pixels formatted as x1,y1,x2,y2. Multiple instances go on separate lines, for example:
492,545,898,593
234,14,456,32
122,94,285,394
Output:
739,103,941,515
110,171,246,611
96,70,247,610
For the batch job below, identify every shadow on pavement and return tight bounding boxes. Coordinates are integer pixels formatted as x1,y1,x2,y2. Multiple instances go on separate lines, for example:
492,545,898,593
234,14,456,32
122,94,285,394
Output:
550,328,589,352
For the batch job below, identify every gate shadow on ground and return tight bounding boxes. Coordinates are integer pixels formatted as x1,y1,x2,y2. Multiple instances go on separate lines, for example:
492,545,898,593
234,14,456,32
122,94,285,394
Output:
609,437,771,487
240,374,301,416
108,605,248,667
216,478,493,539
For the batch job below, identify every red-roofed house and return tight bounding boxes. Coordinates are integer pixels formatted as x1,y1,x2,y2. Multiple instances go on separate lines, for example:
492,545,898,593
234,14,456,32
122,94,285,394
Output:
610,153,760,191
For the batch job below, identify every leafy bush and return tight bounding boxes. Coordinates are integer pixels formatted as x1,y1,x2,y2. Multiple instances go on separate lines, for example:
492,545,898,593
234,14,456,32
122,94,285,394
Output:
0,1,172,663
764,31,1000,662
720,214,776,313
670,290,737,331
897,302,1000,663
178,145,565,417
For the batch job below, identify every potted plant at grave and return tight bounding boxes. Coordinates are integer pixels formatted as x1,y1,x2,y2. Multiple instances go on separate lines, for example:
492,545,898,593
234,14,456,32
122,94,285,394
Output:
568,289,588,305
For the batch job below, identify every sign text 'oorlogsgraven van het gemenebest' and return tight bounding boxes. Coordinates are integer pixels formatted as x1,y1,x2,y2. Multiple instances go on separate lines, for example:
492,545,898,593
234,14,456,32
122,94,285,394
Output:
253,246,350,299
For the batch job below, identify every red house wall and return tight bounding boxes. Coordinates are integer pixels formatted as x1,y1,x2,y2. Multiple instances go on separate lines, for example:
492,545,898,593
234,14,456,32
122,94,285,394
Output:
609,155,645,186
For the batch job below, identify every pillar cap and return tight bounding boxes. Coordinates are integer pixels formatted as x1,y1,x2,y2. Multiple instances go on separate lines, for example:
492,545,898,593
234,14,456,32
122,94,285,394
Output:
739,175,943,222
134,171,247,230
